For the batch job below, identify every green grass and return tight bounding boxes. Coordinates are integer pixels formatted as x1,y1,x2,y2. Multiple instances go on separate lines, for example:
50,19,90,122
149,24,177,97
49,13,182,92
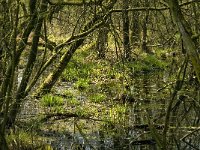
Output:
41,94,64,107
74,78,90,91
89,93,107,103
129,54,168,74
7,129,51,150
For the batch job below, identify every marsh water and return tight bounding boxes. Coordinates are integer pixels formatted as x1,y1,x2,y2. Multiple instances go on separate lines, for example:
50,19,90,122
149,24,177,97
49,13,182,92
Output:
19,70,200,150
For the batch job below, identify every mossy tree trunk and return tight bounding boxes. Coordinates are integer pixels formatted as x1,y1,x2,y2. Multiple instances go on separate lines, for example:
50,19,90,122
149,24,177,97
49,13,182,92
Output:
0,0,46,145
0,1,21,148
7,0,48,126
162,0,200,149
37,0,118,96
0,131,8,150
96,26,109,59
167,0,200,83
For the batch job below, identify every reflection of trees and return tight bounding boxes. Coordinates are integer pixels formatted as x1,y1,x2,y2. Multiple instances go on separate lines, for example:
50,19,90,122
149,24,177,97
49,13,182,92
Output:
0,0,200,149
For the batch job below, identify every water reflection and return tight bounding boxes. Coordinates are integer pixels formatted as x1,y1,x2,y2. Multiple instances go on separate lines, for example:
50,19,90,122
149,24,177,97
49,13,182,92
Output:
19,71,200,149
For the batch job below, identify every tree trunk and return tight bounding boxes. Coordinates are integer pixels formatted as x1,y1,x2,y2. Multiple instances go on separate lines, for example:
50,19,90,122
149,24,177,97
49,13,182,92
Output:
167,0,200,83
130,1,140,49
96,26,109,58
37,0,118,96
141,0,150,53
7,0,48,126
122,0,131,60
0,131,8,150
0,0,37,110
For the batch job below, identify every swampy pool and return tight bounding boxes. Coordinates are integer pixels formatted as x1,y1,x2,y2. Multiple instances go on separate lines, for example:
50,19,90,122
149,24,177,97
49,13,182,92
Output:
18,71,200,150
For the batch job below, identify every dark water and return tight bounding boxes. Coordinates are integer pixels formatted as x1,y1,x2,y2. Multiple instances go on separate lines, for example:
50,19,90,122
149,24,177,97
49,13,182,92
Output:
19,71,200,150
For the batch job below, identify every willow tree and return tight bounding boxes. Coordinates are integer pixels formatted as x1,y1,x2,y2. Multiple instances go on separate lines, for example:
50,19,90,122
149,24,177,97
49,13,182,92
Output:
0,0,48,148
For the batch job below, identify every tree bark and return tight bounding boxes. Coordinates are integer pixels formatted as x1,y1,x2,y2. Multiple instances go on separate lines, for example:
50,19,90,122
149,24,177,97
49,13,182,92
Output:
141,0,150,53
7,0,48,127
167,0,200,83
130,1,140,49
0,131,8,150
96,26,109,58
37,0,118,96
122,0,131,60
0,0,37,110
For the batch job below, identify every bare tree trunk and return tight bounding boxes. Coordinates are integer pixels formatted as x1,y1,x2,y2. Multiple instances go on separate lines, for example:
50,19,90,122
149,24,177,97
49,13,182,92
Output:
130,1,140,49
96,26,109,58
122,0,131,60
7,0,47,126
141,0,150,53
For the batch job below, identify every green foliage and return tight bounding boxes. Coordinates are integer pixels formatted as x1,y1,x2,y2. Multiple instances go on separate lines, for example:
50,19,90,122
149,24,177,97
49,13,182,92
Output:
130,54,168,74
41,94,64,107
74,78,90,91
7,129,48,150
89,93,107,103
75,106,90,117
62,47,94,82
67,97,81,106
144,55,166,69
63,90,74,98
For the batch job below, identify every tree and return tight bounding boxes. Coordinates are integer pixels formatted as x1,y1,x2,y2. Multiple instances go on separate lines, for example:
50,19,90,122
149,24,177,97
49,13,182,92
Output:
141,0,150,53
130,0,140,50
0,0,118,148
122,0,131,60
167,0,200,83
96,25,109,59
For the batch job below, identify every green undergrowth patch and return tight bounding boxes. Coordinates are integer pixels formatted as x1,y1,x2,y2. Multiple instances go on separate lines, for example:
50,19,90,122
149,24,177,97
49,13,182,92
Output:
60,45,170,104
41,94,64,107
33,45,172,148
89,93,107,103
7,128,52,150
38,45,172,125
130,54,168,74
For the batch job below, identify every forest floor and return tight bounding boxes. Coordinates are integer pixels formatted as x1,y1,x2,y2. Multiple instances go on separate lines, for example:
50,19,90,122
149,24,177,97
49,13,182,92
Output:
8,45,199,149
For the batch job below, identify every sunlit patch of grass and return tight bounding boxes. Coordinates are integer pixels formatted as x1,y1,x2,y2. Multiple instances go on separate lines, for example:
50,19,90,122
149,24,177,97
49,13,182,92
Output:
74,78,90,91
67,97,81,106
63,90,74,98
89,93,107,103
143,55,167,69
41,94,64,107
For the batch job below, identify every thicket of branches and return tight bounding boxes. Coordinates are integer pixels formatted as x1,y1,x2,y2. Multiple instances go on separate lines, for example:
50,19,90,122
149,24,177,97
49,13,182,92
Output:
0,0,200,149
